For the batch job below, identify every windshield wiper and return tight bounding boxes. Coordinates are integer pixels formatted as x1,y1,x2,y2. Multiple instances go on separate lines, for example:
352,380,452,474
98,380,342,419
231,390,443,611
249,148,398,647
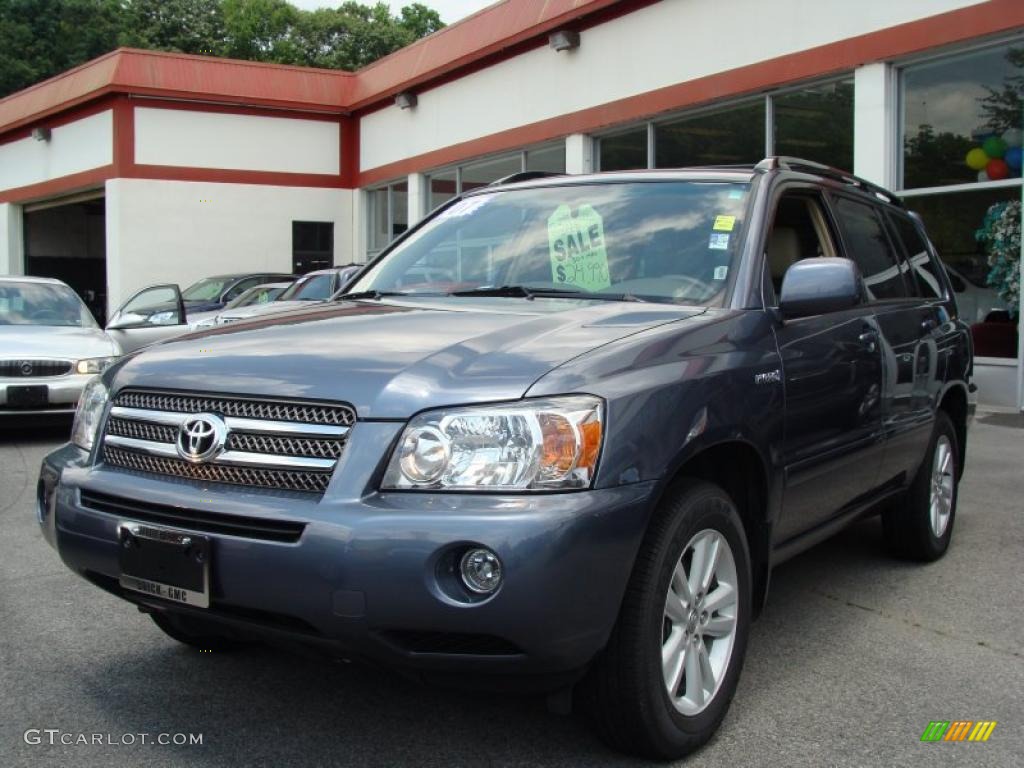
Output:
449,285,647,303
334,290,408,301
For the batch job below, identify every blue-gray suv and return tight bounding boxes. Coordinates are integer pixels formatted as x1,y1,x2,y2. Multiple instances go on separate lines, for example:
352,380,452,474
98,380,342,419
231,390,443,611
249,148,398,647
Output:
38,158,972,759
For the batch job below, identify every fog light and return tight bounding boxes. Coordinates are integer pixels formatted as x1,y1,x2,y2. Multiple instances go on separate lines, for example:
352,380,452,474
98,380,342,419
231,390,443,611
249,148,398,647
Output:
459,548,502,594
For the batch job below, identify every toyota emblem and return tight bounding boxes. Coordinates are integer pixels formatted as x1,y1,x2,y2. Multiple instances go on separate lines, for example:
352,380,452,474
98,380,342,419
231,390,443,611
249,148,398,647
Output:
20,361,32,376
176,413,227,463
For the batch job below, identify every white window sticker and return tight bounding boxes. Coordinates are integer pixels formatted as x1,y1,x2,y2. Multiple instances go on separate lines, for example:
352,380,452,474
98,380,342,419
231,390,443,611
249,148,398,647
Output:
713,265,729,281
709,233,730,250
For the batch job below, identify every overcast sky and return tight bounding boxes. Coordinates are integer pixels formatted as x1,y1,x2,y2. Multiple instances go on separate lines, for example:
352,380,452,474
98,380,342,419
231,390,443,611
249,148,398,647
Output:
290,0,497,24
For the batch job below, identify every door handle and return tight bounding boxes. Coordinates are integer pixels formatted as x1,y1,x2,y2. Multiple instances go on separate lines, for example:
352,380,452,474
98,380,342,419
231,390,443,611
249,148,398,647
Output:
858,330,878,352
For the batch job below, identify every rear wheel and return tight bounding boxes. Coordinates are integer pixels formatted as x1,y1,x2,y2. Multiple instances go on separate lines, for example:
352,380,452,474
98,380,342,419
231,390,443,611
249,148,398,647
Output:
149,612,245,652
582,480,751,759
883,411,959,561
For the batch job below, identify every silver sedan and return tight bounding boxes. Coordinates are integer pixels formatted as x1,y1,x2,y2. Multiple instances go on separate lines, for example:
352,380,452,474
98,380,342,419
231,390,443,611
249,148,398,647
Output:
0,276,120,417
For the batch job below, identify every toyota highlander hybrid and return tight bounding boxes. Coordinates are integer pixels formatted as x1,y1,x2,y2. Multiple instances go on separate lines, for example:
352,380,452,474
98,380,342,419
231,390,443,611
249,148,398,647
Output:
38,158,972,759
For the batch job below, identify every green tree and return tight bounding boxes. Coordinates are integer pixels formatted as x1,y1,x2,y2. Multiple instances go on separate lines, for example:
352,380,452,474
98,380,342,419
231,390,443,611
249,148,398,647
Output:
120,0,226,56
0,0,124,96
0,0,446,99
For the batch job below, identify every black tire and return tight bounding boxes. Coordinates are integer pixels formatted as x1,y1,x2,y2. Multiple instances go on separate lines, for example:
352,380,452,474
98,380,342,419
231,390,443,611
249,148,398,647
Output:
150,612,246,652
883,411,959,562
581,479,752,760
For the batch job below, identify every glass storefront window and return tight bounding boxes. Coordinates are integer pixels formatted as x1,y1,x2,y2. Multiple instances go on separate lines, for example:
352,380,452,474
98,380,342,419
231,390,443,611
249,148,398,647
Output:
904,189,1019,329
429,169,457,211
902,43,1024,189
526,144,566,174
774,79,854,171
598,127,647,171
460,154,523,192
655,100,765,168
392,181,408,240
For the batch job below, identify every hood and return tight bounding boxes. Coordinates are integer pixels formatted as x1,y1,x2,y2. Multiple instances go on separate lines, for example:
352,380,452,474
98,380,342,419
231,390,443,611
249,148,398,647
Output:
112,298,703,418
0,325,119,360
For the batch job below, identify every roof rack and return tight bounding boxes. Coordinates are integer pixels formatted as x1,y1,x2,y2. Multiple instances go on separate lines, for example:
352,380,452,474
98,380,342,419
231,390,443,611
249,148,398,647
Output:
754,156,903,207
489,170,563,186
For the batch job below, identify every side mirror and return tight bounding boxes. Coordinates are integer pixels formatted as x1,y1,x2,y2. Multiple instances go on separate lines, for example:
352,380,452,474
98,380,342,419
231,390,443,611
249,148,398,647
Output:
778,258,861,319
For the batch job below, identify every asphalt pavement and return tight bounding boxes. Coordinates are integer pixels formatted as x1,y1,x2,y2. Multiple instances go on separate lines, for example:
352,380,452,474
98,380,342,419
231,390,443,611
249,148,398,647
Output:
1,414,1021,767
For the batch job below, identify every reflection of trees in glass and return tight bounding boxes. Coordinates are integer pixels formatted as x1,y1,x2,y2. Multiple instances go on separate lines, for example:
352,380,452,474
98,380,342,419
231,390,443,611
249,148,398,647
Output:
655,102,765,168
903,45,1024,189
980,48,1024,134
774,81,854,171
599,129,647,172
904,125,974,189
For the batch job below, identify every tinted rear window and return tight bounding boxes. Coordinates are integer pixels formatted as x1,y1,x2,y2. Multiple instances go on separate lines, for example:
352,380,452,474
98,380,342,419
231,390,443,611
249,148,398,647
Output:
832,196,908,300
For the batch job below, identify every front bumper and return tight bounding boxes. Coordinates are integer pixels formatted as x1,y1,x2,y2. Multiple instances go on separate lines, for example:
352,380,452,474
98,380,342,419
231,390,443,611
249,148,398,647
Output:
39,428,657,681
1,372,92,415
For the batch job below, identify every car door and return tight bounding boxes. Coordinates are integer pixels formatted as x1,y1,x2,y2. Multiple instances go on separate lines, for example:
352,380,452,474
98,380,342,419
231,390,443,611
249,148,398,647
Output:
767,189,885,542
830,195,937,488
106,284,187,354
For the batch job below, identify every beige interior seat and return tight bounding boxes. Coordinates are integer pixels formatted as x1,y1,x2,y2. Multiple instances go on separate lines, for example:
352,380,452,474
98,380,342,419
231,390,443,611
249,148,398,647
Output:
767,227,802,292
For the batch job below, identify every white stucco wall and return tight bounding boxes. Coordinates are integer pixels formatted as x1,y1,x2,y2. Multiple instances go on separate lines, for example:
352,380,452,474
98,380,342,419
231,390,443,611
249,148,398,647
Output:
134,108,341,175
105,179,353,310
0,203,24,274
0,110,113,192
359,0,983,172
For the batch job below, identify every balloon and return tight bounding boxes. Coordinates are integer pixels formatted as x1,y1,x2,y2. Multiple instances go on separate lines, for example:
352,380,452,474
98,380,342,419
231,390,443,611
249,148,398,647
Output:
978,170,990,182
966,147,989,170
1005,146,1023,171
986,158,1010,180
1002,127,1023,148
982,136,1007,159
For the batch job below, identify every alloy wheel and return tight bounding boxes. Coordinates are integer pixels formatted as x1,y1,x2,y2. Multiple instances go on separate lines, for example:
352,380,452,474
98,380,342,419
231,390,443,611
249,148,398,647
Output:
661,528,739,716
929,434,955,538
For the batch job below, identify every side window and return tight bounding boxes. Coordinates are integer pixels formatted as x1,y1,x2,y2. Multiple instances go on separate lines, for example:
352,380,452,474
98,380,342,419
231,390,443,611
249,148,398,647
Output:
832,196,909,301
886,212,944,300
765,192,838,297
224,277,260,301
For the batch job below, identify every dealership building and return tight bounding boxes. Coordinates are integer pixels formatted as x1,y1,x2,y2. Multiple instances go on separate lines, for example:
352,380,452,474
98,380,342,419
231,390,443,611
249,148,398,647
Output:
0,0,1022,409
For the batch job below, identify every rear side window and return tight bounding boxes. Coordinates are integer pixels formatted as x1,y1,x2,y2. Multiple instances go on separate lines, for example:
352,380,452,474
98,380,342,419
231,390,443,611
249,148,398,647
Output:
832,196,908,300
887,212,944,299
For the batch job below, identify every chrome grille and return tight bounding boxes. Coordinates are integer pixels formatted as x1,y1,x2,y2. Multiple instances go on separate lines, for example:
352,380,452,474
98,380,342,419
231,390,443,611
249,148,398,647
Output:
226,432,344,459
0,359,72,377
114,391,354,426
107,417,176,444
101,390,354,494
103,448,333,493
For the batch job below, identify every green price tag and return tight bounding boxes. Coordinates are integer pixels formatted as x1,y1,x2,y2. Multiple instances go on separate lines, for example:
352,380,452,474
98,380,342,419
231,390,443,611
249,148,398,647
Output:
548,204,611,292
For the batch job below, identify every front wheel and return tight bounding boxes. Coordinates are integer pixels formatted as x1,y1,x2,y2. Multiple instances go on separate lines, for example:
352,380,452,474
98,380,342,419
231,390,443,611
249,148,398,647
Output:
582,480,751,759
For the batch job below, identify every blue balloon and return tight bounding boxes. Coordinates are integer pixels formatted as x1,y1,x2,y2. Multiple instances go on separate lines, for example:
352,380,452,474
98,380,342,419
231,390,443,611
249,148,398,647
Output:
1005,146,1023,171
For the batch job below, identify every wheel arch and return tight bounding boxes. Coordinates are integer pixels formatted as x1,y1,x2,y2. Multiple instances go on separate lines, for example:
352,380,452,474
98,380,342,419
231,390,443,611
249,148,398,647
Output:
937,382,969,478
652,437,773,620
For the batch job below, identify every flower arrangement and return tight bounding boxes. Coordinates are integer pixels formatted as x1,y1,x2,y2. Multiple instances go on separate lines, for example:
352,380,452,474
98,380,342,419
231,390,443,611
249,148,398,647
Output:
975,198,1021,314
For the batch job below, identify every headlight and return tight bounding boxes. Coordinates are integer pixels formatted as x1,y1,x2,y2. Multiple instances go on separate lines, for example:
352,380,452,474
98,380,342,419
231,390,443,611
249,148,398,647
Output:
75,356,117,375
382,396,603,491
147,311,174,325
192,318,216,329
71,378,109,452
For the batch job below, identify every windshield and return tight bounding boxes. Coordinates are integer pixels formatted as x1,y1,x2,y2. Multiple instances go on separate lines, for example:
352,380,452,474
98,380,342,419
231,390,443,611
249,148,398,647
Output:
348,181,751,305
182,277,232,302
279,274,333,301
225,284,288,309
0,282,97,327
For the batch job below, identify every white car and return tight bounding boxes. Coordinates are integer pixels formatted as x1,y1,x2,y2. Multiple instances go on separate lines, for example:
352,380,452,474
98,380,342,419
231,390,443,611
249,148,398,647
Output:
213,266,362,325
0,276,120,417
189,281,294,329
943,264,1006,323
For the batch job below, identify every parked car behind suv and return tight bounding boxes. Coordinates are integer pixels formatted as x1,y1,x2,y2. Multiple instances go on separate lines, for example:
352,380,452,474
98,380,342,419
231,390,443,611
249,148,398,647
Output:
1,276,119,417
39,158,972,759
213,265,363,325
